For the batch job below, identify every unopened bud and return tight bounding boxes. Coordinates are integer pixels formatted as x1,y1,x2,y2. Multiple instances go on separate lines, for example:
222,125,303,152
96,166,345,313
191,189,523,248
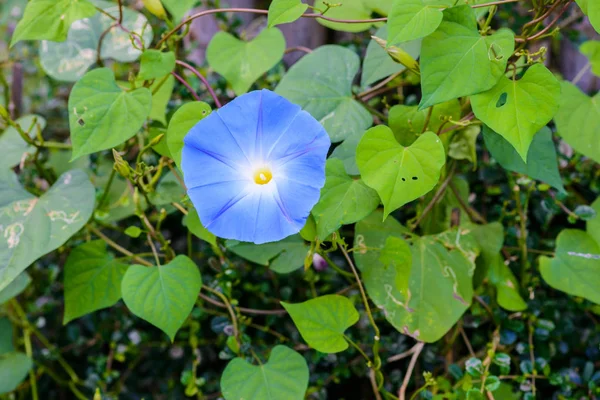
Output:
312,253,328,272
372,36,420,74
142,0,167,20
112,149,130,178
149,133,165,147
0,105,8,120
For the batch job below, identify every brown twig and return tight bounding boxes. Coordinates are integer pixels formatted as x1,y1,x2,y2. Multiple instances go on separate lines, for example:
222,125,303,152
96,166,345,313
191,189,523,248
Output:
284,46,313,55
398,342,425,400
171,71,202,102
176,60,222,108
198,292,288,316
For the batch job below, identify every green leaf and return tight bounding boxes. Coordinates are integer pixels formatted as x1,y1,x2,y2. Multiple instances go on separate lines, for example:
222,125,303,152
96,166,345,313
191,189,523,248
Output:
167,102,212,169
0,170,95,292
471,64,561,161
68,68,152,160
554,81,600,163
221,345,309,400
10,0,96,46
581,41,600,77
489,254,527,311
148,75,175,126
483,126,565,192
539,229,600,305
313,0,373,32
63,240,129,324
124,226,142,238
448,126,480,165
226,236,309,274
466,357,484,377
0,115,46,170
183,208,217,246
379,236,413,292
268,0,308,27
586,198,600,245
276,45,372,142
0,273,31,305
281,295,359,353
389,100,461,146
387,0,444,45
419,177,470,235
148,127,171,158
39,1,153,82
330,130,362,175
576,0,600,33
139,50,176,81
312,159,380,240
357,126,446,218
361,25,421,87
148,171,185,206
207,28,285,95
419,5,514,109
0,318,13,354
0,353,32,394
161,0,198,21
121,255,202,341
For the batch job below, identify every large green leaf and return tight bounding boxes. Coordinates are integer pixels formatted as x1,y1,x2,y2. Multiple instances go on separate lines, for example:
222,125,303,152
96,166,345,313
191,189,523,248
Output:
488,254,526,311
139,50,176,81
419,5,514,109
0,318,13,354
147,75,175,126
581,41,600,77
161,0,198,21
221,345,309,400
39,1,153,82
183,208,217,246
313,0,373,32
68,68,152,160
330,130,363,175
0,273,31,305
387,0,444,45
276,45,372,142
357,126,445,217
0,170,95,292
483,126,565,192
167,102,212,169
121,255,202,341
63,240,128,324
576,0,600,33
0,353,32,394
207,28,285,95
539,229,600,305
10,0,96,46
312,159,379,240
226,236,309,274
0,115,46,170
361,26,422,87
471,64,560,161
389,100,461,146
554,81,600,163
268,0,308,27
281,295,359,353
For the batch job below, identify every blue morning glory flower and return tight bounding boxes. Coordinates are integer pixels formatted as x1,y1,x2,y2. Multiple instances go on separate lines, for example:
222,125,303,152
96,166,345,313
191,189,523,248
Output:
181,89,330,244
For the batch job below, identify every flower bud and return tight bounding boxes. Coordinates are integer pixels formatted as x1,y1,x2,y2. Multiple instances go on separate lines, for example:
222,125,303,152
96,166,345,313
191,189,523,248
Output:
372,36,420,74
312,253,328,272
112,149,130,178
142,0,167,20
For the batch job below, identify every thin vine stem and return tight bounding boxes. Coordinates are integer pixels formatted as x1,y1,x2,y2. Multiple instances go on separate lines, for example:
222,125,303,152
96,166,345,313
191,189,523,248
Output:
202,285,241,354
398,342,425,400
176,60,222,108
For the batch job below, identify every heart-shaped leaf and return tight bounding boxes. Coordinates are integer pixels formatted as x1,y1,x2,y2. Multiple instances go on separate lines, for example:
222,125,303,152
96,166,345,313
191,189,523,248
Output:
312,159,379,240
361,25,422,87
387,0,444,45
167,102,212,168
313,0,373,32
226,236,309,274
39,1,153,82
554,81,600,163
539,229,600,305
138,50,176,80
221,345,309,400
0,170,95,292
0,353,32,394
268,0,308,27
281,294,359,353
483,126,564,192
357,126,446,218
68,68,152,160
471,64,560,161
63,240,129,324
276,45,372,142
10,0,97,46
121,255,202,341
0,115,46,170
419,5,514,109
207,28,285,95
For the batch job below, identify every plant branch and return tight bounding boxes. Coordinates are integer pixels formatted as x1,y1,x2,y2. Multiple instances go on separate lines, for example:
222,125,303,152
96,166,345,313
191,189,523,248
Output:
398,342,425,400
176,60,222,108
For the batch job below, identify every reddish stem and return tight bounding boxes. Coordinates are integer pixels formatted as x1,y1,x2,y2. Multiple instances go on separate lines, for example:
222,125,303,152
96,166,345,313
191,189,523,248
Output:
176,60,222,108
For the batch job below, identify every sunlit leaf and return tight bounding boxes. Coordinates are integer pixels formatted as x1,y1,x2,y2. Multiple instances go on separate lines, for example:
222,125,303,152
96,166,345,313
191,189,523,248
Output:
167,102,212,169
183,208,217,246
226,236,309,274
387,0,444,45
268,0,308,27
313,0,373,32
139,50,176,81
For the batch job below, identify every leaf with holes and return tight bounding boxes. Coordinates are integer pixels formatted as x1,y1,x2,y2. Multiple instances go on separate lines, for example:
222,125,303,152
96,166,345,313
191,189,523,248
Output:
167,102,212,169
0,353,32,394
554,81,600,163
10,0,96,46
483,126,564,192
0,115,46,170
39,1,153,82
63,240,128,324
207,28,285,95
419,5,514,109
0,170,95,293
357,126,445,218
539,229,600,305
471,64,561,161
221,345,309,400
312,159,380,240
68,68,152,160
121,255,202,341
281,295,359,353
226,236,309,274
387,0,445,45
268,0,308,27
276,45,372,142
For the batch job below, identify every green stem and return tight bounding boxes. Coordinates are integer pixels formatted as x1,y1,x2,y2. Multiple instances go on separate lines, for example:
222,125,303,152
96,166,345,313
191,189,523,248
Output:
202,285,241,355
345,335,373,366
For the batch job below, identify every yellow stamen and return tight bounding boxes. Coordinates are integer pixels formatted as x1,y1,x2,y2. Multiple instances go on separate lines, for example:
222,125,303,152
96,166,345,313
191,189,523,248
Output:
253,167,272,185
